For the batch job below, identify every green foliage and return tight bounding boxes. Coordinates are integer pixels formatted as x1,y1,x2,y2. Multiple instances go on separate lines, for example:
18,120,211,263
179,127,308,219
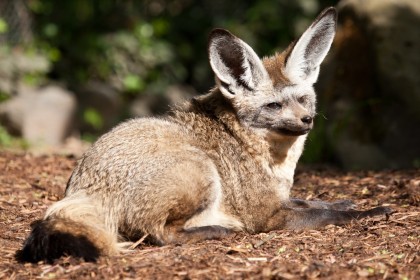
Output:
28,0,338,92
0,125,28,149
0,91,9,102
43,23,58,38
0,125,13,146
0,18,8,34
123,75,144,93
83,108,103,130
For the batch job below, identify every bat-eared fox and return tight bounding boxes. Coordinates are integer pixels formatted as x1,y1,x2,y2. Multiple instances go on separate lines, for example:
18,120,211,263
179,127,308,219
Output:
17,7,392,263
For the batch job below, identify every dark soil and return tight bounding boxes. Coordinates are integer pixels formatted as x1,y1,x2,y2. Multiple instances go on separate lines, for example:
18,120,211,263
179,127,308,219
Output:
0,151,418,279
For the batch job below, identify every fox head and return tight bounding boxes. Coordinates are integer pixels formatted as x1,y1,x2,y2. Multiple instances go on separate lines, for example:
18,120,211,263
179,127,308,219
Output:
208,7,336,137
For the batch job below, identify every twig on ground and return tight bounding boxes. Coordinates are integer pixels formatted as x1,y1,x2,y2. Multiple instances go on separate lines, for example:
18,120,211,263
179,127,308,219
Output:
253,233,276,248
129,234,149,250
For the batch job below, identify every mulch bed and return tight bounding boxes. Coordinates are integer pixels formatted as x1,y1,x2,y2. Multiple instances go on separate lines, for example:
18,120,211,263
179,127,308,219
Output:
0,151,418,279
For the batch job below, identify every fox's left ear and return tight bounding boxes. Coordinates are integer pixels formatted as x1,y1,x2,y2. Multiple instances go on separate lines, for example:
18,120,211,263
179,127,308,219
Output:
284,7,337,84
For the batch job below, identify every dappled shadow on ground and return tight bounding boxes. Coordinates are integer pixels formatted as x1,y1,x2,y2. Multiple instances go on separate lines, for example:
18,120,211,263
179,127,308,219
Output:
0,152,418,279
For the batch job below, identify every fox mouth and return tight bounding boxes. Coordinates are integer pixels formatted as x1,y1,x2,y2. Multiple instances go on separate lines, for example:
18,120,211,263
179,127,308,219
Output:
275,128,311,136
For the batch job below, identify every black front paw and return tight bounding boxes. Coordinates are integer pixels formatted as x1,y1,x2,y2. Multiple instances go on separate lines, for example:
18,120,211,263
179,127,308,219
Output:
365,206,395,217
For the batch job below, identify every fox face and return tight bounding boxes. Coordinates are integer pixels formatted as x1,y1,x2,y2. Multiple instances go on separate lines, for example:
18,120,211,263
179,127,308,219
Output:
231,82,317,136
208,8,336,137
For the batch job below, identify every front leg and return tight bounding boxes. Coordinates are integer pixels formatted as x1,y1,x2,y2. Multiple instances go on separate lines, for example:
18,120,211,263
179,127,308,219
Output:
266,205,393,231
289,198,356,211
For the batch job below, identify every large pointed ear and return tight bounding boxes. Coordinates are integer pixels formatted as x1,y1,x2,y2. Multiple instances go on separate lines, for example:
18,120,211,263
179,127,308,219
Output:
208,29,268,97
284,7,337,84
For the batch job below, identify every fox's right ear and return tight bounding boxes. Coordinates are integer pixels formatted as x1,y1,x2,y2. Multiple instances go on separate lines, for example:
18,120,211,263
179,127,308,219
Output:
208,29,268,98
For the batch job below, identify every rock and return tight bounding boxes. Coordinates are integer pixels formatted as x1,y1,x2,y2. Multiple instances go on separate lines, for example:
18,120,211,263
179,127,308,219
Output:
339,0,420,113
0,86,36,135
24,85,76,146
316,0,420,169
0,85,76,146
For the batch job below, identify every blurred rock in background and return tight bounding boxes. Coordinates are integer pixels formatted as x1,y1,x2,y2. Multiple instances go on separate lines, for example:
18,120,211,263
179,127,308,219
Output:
316,0,420,169
0,83,77,147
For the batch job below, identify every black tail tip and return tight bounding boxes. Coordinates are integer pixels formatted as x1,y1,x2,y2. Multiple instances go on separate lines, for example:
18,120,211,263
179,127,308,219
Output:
16,219,100,263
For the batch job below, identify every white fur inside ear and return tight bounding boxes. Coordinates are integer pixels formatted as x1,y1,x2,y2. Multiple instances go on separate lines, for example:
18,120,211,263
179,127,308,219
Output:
214,77,235,99
284,13,336,84
239,42,267,89
208,33,268,95
209,39,236,86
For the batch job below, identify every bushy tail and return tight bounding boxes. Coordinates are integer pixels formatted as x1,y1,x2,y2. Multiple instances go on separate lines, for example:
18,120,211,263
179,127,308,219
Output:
16,195,120,263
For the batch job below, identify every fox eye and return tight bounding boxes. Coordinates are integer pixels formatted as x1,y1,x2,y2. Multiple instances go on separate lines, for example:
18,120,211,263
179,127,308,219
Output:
266,102,282,110
297,96,307,104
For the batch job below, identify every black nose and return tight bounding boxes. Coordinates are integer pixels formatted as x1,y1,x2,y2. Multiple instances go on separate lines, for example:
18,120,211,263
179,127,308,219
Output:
301,116,313,124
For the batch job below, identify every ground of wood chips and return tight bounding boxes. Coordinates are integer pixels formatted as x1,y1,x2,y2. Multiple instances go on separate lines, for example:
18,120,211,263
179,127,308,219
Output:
0,151,418,279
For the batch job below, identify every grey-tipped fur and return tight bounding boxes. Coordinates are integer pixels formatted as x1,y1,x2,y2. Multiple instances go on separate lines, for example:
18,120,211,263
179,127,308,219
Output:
18,7,392,263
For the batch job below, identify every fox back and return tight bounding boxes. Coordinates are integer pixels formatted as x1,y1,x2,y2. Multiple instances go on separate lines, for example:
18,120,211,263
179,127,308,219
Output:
17,7,391,263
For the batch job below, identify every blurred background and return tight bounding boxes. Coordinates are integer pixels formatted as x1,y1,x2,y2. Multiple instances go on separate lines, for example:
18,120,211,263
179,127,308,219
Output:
0,0,419,170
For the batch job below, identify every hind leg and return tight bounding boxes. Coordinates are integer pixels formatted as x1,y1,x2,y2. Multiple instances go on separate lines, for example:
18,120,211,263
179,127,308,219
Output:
154,164,240,245
122,154,241,245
